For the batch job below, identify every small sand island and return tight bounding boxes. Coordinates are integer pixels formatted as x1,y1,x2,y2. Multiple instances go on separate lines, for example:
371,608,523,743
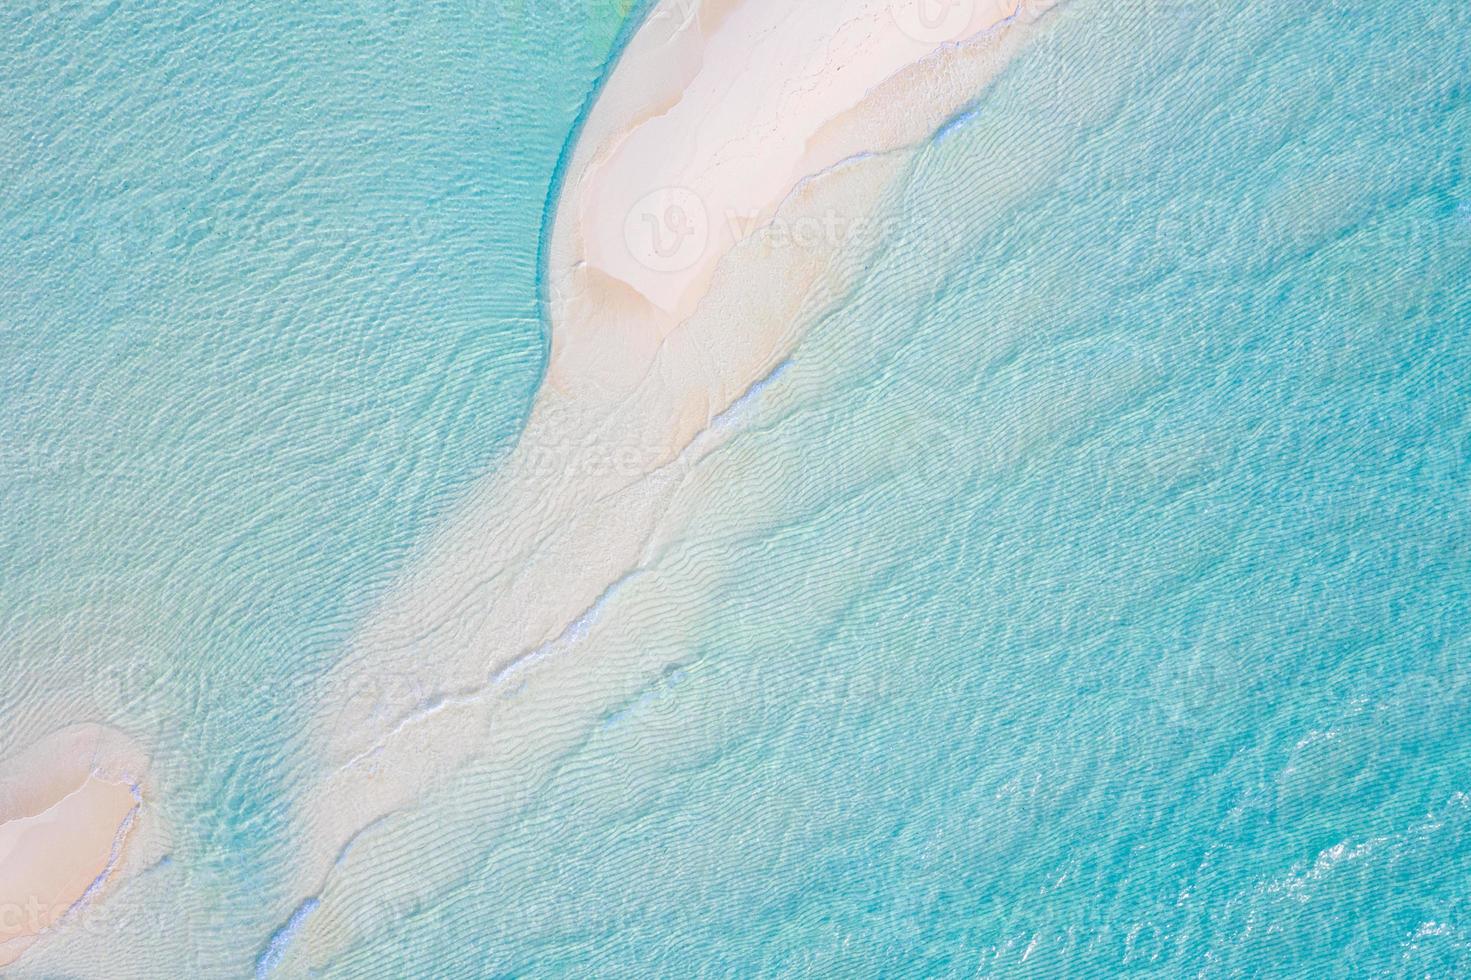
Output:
0,725,148,968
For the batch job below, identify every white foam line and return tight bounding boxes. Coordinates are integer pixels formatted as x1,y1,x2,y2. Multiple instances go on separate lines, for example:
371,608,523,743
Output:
52,777,143,928
255,897,322,979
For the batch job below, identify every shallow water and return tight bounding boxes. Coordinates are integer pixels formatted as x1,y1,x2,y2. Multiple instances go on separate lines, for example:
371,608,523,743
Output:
1,0,610,970
4,0,1470,975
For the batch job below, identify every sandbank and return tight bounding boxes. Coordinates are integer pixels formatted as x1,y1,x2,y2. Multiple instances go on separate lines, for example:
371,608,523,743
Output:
0,724,148,968
291,0,1056,964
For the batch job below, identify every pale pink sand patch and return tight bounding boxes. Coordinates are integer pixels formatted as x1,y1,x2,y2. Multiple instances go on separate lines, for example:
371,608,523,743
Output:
571,0,1027,321
0,725,147,968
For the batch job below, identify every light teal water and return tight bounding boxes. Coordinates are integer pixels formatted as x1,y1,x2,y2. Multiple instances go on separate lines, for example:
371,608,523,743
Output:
5,0,1471,975
0,0,617,966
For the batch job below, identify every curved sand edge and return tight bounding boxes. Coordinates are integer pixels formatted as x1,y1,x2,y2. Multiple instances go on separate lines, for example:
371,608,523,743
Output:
0,724,151,968
291,0,1058,966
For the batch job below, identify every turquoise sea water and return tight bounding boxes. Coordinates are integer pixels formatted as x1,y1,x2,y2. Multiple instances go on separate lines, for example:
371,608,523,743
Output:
4,0,1471,975
1,0,612,969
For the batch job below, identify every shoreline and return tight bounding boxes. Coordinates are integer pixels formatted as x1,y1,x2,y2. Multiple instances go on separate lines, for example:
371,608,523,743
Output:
534,0,671,362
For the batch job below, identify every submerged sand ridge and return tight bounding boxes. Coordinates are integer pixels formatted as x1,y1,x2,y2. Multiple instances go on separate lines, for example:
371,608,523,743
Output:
292,0,1056,966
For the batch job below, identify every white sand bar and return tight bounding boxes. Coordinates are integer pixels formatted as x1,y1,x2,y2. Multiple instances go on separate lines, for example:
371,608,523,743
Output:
296,0,1055,955
0,725,147,968
569,0,1027,320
